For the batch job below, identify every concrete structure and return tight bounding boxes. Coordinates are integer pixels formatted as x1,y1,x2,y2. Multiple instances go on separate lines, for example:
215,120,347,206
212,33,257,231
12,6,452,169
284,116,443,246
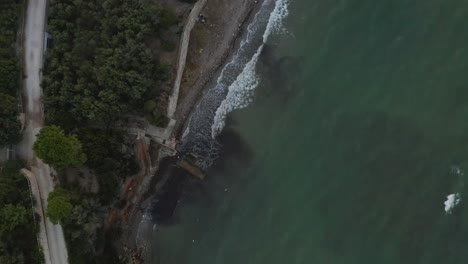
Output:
127,127,178,156
177,159,206,180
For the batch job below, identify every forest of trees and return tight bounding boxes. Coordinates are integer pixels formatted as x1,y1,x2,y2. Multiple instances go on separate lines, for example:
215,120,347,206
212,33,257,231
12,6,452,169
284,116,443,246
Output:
39,0,180,263
0,161,43,263
43,0,176,129
0,1,22,147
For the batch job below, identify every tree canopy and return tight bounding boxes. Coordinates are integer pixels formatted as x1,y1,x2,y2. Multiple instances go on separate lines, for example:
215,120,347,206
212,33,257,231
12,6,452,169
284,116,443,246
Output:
0,204,28,235
0,92,22,147
43,0,175,127
0,115,22,147
0,1,22,148
33,125,87,169
46,188,74,225
0,93,16,116
0,160,43,263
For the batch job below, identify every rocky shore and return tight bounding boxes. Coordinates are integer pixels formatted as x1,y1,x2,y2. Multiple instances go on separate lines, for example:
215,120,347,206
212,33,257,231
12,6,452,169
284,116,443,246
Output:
174,0,259,137
119,0,261,261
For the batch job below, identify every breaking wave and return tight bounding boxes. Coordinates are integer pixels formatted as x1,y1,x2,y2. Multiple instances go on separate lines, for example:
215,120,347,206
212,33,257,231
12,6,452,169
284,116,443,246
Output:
444,193,461,214
211,0,290,138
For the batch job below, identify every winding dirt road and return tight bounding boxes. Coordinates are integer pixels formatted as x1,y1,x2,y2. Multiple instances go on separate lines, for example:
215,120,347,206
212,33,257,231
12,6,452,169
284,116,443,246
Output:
16,0,69,263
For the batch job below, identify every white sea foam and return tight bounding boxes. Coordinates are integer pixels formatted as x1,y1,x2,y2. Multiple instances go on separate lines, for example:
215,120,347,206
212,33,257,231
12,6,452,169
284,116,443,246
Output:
212,0,271,93
444,193,461,213
212,50,261,136
263,0,290,43
211,0,290,138
451,165,464,176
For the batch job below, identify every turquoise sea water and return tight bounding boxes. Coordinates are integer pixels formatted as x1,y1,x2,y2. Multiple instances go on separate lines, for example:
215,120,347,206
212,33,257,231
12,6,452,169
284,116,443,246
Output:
150,0,468,263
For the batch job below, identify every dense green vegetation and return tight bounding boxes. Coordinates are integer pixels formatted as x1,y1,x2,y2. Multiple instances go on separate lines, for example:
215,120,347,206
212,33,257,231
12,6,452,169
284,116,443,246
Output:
44,128,137,263
46,188,74,224
77,128,138,204
0,161,43,263
43,0,176,129
45,188,102,264
40,0,181,262
0,1,22,147
33,126,87,169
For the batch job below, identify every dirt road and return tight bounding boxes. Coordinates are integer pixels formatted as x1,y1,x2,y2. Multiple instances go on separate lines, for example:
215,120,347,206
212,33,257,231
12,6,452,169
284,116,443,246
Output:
16,0,69,263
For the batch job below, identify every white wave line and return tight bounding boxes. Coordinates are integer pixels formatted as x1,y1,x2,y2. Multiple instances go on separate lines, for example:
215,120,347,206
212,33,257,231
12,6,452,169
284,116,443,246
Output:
211,0,290,138
211,46,262,137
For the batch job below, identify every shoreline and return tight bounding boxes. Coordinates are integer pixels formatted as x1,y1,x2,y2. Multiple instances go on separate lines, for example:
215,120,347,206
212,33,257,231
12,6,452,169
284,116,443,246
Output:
172,0,261,138
121,0,261,257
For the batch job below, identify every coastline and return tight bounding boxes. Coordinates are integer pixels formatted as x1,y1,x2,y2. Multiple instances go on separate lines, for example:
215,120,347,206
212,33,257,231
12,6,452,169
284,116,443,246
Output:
173,0,260,138
122,0,261,257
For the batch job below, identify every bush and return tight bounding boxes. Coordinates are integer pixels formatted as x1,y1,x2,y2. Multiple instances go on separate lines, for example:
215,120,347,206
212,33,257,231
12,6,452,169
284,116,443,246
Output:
144,100,157,113
0,115,22,147
162,39,177,52
159,8,178,29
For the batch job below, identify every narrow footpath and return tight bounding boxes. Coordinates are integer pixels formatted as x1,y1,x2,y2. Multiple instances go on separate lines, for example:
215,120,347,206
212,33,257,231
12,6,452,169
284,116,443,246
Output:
16,0,69,263
167,0,208,120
